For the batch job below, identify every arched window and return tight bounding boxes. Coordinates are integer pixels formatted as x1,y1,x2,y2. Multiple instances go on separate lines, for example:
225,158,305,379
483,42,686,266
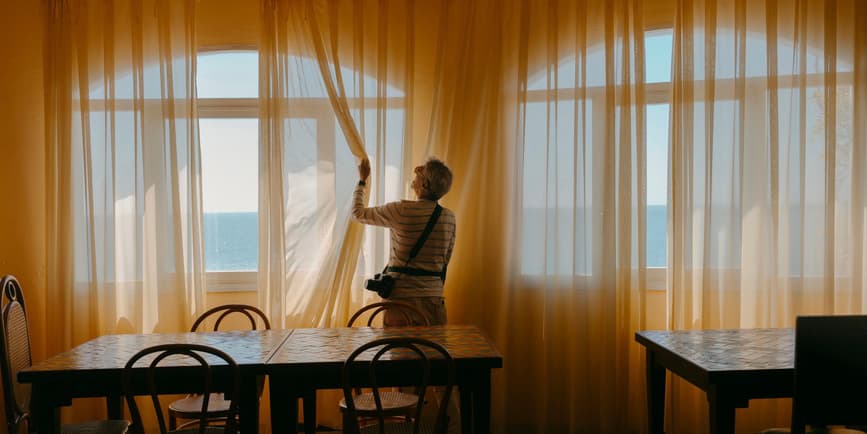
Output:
198,50,407,291
520,28,673,286
521,19,856,285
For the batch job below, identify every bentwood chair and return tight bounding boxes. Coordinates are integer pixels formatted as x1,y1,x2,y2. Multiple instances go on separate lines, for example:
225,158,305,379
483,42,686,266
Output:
122,344,239,434
347,302,430,328
342,337,455,434
167,305,270,430
0,275,130,434
760,315,867,434
339,302,430,428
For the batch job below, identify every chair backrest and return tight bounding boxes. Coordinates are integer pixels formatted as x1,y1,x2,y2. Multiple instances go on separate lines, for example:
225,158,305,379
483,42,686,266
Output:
0,275,32,434
346,302,430,327
792,315,867,434
191,304,270,332
123,343,240,434
341,337,455,434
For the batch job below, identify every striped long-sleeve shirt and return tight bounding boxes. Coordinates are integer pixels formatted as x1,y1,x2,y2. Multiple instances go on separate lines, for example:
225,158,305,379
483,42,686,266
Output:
351,183,456,298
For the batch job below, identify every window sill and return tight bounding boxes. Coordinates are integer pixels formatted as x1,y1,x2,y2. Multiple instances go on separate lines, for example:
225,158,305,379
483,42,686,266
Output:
517,267,667,291
206,271,257,292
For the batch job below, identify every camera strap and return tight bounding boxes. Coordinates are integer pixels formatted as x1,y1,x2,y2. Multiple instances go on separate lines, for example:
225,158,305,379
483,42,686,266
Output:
385,203,445,280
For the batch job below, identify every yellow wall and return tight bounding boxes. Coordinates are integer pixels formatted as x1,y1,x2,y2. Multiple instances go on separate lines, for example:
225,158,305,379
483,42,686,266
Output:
198,0,258,48
0,0,50,361
0,0,46,428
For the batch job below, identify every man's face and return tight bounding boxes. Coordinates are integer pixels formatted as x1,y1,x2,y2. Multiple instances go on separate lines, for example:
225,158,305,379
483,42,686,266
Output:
411,164,426,197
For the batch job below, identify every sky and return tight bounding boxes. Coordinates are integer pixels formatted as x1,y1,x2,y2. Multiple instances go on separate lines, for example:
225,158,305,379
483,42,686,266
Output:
200,118,259,213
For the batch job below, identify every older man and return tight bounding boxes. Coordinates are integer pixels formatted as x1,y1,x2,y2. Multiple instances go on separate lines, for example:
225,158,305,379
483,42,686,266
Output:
351,157,456,326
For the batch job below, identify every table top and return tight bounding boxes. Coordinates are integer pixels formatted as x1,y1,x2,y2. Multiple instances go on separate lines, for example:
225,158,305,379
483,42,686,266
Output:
636,328,794,373
269,324,503,366
20,329,293,378
20,324,502,382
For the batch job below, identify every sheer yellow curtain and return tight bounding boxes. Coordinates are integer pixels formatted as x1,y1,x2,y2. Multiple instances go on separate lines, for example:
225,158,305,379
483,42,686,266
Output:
258,0,406,330
493,0,649,432
44,0,204,349
667,0,867,432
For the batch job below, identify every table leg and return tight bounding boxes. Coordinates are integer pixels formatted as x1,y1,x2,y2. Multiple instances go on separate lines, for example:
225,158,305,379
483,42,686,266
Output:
708,388,736,434
646,350,666,434
106,393,123,419
459,383,473,434
303,390,317,434
269,374,298,433
240,375,261,434
473,371,492,434
31,390,61,434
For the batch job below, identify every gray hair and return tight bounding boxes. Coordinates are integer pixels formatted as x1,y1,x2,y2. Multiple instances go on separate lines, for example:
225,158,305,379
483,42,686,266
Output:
422,157,453,200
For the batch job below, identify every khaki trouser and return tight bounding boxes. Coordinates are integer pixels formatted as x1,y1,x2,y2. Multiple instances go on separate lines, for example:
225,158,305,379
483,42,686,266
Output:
384,296,447,326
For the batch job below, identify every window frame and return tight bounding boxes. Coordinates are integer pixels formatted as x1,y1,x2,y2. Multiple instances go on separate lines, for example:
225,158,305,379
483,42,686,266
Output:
198,48,411,292
198,48,338,292
197,48,259,292
518,32,673,291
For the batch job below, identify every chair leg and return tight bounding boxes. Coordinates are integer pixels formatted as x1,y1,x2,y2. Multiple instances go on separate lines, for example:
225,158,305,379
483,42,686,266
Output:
342,410,360,434
303,392,317,434
342,410,350,433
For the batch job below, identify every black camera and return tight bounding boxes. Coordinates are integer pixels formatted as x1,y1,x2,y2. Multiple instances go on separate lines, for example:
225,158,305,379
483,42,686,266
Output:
364,272,395,298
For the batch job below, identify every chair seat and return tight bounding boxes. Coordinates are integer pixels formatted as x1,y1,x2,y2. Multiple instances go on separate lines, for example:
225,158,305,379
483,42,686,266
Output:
169,393,232,416
760,428,867,434
340,390,420,413
358,421,439,434
170,427,228,434
61,419,131,434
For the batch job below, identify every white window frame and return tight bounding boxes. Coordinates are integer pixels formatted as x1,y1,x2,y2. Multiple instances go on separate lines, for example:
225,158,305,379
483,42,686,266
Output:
198,48,260,292
196,48,350,292
518,29,673,291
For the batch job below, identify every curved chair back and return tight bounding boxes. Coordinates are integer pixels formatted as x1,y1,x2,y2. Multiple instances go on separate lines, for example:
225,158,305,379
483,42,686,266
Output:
123,344,240,434
0,275,32,434
347,302,429,327
792,315,867,434
191,304,271,332
341,337,455,434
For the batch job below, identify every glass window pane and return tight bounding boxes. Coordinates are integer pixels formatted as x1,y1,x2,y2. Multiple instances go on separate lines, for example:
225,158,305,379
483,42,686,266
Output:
200,118,258,271
645,30,673,84
197,51,258,98
521,100,593,276
646,104,669,267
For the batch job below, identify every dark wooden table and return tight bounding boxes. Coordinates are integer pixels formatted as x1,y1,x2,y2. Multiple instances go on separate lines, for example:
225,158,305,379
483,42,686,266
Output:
18,329,292,434
635,328,794,434
267,324,503,434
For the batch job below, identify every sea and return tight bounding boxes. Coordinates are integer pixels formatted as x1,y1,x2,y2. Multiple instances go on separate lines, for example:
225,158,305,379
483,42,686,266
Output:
204,212,258,271
203,205,667,272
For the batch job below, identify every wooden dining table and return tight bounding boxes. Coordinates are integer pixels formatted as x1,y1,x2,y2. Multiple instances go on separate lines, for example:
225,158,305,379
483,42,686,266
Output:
268,324,504,434
18,329,292,434
18,324,502,434
635,328,795,434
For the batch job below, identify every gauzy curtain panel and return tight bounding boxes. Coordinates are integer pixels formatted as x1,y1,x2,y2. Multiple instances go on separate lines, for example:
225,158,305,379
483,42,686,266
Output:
497,1,650,432
258,0,381,330
666,1,867,433
256,0,510,330
45,0,204,350
258,0,513,426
